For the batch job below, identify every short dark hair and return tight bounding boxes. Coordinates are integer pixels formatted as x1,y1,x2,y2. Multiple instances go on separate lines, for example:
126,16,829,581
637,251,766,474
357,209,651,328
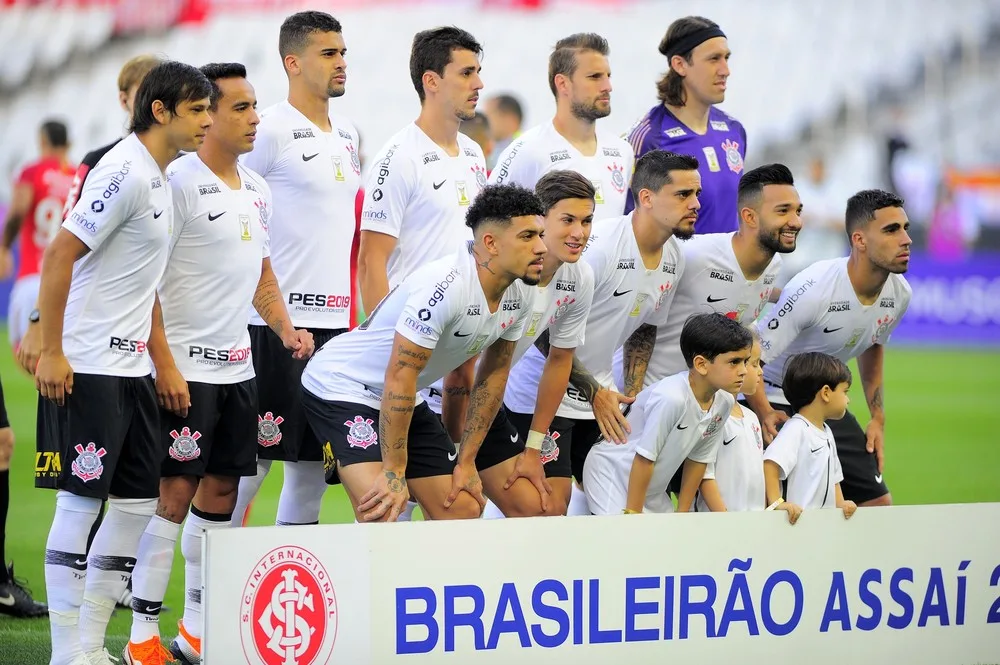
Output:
40,120,68,148
535,171,596,213
738,163,795,209
845,189,905,237
279,11,342,60
548,33,609,97
656,16,720,106
491,94,523,124
680,313,753,368
630,150,699,200
782,352,853,413
130,61,212,134
465,184,544,233
199,62,248,111
410,26,482,103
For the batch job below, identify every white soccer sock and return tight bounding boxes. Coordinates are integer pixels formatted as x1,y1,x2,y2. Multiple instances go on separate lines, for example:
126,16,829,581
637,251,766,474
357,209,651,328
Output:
128,515,181,644
482,499,506,520
181,507,232,642
276,461,326,525
79,497,156,654
567,482,591,516
233,459,271,527
44,491,102,665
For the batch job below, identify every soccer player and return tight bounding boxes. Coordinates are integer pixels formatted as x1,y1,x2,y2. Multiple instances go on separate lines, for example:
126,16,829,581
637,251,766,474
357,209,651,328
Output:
233,11,361,529
301,184,544,522
625,16,745,234
490,33,634,216
763,352,858,523
697,329,765,512
458,171,596,517
584,313,750,514
459,111,495,165
749,190,913,508
35,61,212,665
484,93,522,167
504,150,697,511
123,63,314,665
1,121,76,351
637,163,801,388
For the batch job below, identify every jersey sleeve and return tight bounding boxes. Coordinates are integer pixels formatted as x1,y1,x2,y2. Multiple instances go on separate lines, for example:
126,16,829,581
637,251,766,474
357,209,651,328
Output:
635,391,684,462
762,422,800,481
487,137,538,187
689,394,734,464
165,168,195,255
756,267,825,364
257,177,273,259
625,112,659,160
360,143,416,239
395,267,463,349
499,282,535,342
550,264,595,349
877,278,912,346
240,122,282,178
62,159,142,251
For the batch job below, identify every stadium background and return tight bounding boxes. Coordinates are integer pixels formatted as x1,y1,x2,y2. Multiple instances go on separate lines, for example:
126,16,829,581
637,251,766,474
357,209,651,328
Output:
0,0,998,661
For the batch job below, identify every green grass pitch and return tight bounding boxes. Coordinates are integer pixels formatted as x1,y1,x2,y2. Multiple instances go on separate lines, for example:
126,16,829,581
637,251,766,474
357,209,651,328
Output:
1,340,998,662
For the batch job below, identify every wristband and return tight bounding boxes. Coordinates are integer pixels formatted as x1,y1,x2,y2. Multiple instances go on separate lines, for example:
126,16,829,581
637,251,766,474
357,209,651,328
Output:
765,498,784,511
623,508,640,515
525,430,545,451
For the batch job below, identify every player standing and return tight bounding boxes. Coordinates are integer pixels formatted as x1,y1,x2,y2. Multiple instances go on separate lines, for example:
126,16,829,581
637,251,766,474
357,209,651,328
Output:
490,33,634,216
123,64,313,665
35,61,211,665
483,94,522,168
504,151,697,511
625,16,745,234
749,190,913,507
301,184,544,522
233,11,361,528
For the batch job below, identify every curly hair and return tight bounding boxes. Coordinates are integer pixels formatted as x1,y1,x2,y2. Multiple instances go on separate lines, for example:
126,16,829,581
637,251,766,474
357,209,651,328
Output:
465,184,544,232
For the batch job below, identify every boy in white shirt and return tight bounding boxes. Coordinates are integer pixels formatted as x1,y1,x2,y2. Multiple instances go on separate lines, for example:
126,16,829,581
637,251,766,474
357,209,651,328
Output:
697,329,766,512
763,352,859,523
583,313,751,515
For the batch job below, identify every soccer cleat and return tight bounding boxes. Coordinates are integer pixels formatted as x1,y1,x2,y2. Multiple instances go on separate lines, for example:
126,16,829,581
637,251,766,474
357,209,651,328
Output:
123,637,176,664
169,620,202,664
0,562,48,618
85,648,121,665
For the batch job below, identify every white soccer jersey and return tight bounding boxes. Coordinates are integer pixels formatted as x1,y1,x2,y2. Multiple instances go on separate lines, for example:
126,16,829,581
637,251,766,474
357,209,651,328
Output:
697,408,766,512
501,260,595,414
757,258,912,405
583,372,735,514
643,232,782,385
360,123,488,289
508,214,684,419
61,133,172,377
489,121,635,215
159,154,271,384
301,249,533,410
764,414,843,509
241,101,360,329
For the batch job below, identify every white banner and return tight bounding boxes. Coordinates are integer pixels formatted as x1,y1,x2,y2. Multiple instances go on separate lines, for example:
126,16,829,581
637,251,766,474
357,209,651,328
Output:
205,504,1000,664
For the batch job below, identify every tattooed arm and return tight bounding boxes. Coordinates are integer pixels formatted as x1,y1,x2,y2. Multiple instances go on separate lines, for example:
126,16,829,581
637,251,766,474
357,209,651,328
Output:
456,339,515,463
253,258,314,359
622,323,656,397
857,343,887,473
441,357,476,443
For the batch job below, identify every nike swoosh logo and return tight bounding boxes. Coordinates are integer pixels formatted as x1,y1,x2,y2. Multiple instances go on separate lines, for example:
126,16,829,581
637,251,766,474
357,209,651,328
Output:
125,562,135,569
510,433,518,443
613,289,632,297
810,447,824,453
707,296,726,303
453,331,471,338
722,436,737,445
676,424,688,430
302,153,319,161
0,593,14,606
153,210,164,219
433,180,446,190
74,559,87,566
208,211,225,221
143,604,162,613
823,327,843,333
875,474,883,484
447,451,458,461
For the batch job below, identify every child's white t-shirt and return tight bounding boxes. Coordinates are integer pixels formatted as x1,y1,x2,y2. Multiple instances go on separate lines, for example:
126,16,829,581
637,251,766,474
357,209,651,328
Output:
698,407,766,512
763,413,844,508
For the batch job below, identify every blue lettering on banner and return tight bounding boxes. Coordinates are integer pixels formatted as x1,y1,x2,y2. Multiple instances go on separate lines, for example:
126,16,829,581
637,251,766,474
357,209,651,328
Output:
395,558,996,653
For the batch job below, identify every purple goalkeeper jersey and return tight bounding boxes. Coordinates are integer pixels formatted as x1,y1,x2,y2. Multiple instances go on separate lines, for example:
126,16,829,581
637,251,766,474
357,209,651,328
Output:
625,105,746,234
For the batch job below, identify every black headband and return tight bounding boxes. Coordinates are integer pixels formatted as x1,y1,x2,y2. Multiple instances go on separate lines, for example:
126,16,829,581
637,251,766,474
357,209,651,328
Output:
663,27,726,59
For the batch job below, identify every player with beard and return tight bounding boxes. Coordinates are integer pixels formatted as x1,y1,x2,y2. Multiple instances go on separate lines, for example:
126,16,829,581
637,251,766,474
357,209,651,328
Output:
625,16,745,234
233,11,361,529
749,190,913,507
301,184,544,522
490,33,634,216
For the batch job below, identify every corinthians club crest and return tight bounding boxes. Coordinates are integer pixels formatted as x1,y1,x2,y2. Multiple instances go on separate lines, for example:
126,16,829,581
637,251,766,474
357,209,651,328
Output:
168,427,202,462
540,431,560,465
258,412,284,447
71,442,107,482
345,415,377,449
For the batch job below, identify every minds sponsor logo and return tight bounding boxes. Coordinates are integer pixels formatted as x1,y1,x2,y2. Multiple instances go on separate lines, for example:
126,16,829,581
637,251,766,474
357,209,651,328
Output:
70,211,98,235
101,161,132,199
362,209,387,222
404,317,434,337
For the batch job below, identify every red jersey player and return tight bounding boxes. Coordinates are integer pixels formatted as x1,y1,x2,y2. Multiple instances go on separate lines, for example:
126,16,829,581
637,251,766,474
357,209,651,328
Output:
1,120,75,352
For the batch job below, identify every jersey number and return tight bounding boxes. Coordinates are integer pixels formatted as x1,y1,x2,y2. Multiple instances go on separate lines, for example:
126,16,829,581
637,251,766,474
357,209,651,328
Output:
33,197,64,248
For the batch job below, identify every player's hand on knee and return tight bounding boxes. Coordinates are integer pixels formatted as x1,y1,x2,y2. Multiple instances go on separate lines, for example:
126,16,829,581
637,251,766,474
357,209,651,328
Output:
18,324,43,376
761,409,789,444
359,468,409,522
35,352,73,406
593,389,633,444
155,365,190,417
446,461,486,512
504,450,552,512
283,328,315,360
840,500,857,520
779,501,802,525
865,420,885,473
